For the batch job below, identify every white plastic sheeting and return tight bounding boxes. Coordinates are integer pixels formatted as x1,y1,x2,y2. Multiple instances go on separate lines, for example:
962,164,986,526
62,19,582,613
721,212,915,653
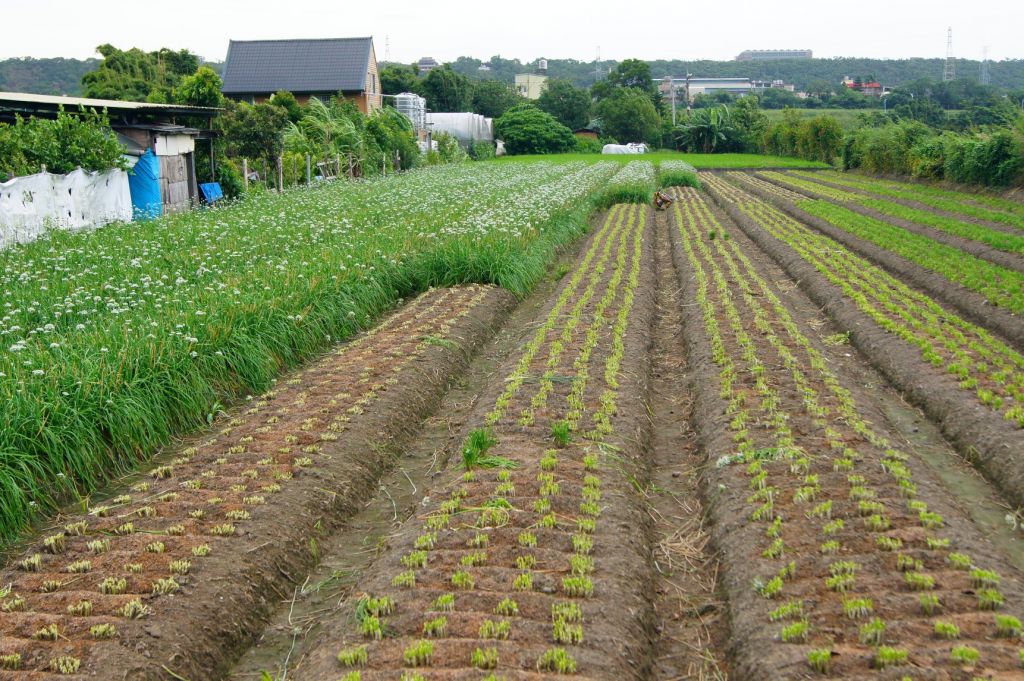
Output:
426,113,493,146
602,143,649,154
0,168,132,250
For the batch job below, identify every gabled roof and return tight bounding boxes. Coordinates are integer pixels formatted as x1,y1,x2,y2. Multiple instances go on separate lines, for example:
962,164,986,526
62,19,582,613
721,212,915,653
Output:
222,37,374,95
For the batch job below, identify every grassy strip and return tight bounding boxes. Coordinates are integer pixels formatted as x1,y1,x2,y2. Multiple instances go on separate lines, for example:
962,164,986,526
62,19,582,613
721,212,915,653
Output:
495,152,829,169
765,172,1024,255
593,161,656,210
657,160,700,189
0,162,618,547
797,199,1024,314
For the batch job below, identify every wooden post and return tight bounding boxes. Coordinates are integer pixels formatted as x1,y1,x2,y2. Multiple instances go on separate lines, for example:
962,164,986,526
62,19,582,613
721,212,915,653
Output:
306,154,311,186
336,155,341,180
242,159,248,191
276,156,284,194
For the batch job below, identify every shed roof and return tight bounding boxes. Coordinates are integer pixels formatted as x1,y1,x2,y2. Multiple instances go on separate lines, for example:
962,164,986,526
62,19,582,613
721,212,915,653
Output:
0,91,219,117
222,37,374,95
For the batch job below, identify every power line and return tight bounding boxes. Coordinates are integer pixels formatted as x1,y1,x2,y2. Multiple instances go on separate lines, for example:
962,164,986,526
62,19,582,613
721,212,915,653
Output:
943,27,956,82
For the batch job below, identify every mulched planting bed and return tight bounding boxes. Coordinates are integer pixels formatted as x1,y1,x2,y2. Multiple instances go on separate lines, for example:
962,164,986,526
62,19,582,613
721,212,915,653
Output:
294,204,658,679
668,185,1024,679
0,285,514,680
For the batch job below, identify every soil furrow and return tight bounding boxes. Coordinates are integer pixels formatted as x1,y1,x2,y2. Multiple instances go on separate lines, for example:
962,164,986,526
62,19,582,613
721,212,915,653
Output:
0,285,515,680
646,206,728,680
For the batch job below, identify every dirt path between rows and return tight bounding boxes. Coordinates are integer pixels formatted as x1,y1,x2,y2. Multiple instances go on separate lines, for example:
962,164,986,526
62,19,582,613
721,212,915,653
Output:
646,208,728,680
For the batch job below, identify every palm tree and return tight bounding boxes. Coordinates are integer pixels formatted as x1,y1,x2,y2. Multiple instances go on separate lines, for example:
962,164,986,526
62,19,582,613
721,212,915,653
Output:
674,106,735,153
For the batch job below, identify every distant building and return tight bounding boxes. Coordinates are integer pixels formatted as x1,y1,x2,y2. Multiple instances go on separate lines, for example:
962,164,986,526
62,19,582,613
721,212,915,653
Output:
841,76,888,96
752,79,796,92
515,73,548,100
222,37,382,113
574,128,599,140
657,77,754,102
417,57,439,74
735,49,813,61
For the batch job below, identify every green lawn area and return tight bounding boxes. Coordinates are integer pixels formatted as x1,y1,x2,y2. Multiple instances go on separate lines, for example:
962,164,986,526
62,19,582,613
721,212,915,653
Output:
493,151,830,169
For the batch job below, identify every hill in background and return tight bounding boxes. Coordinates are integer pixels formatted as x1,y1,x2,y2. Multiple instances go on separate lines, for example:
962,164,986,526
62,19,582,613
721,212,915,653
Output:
0,58,100,95
3,53,1023,97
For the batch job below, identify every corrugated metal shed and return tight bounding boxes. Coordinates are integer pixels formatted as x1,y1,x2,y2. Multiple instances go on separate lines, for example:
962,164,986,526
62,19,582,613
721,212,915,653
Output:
221,38,374,94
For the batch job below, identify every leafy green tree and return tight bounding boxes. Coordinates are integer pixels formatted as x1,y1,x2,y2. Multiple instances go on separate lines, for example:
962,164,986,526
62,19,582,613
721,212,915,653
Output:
420,65,472,112
379,64,420,95
537,79,591,130
470,79,523,118
891,96,946,127
268,89,303,123
731,96,770,152
174,66,224,108
595,87,661,145
81,44,199,102
220,100,288,166
494,104,575,155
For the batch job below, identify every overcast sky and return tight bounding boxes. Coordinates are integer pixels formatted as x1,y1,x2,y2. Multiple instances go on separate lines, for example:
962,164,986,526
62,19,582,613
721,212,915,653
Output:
3,0,1022,64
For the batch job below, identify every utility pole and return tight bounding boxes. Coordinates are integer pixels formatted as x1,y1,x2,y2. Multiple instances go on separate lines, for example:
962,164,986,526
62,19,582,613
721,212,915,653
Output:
943,27,956,82
685,72,693,111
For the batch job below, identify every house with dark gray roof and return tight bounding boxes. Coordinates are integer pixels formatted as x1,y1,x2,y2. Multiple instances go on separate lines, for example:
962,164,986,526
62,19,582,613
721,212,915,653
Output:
222,37,381,113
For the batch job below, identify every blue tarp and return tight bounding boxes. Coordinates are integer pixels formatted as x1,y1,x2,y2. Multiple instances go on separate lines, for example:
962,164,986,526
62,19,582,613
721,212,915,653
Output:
199,182,223,204
128,149,162,220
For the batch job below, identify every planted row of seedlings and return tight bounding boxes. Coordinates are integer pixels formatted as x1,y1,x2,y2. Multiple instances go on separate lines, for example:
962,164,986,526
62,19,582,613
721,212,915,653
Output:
668,185,1024,677
298,202,654,678
0,285,498,676
790,169,1024,232
759,171,1024,256
751,174,1024,317
703,173,1024,431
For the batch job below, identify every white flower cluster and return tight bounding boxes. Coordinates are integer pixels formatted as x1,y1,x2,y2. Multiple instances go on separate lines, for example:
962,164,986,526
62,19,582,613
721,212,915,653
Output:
659,160,698,175
0,160,618,390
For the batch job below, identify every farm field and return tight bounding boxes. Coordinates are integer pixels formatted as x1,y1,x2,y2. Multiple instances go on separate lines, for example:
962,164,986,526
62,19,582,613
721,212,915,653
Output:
2,158,1024,680
496,151,830,169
